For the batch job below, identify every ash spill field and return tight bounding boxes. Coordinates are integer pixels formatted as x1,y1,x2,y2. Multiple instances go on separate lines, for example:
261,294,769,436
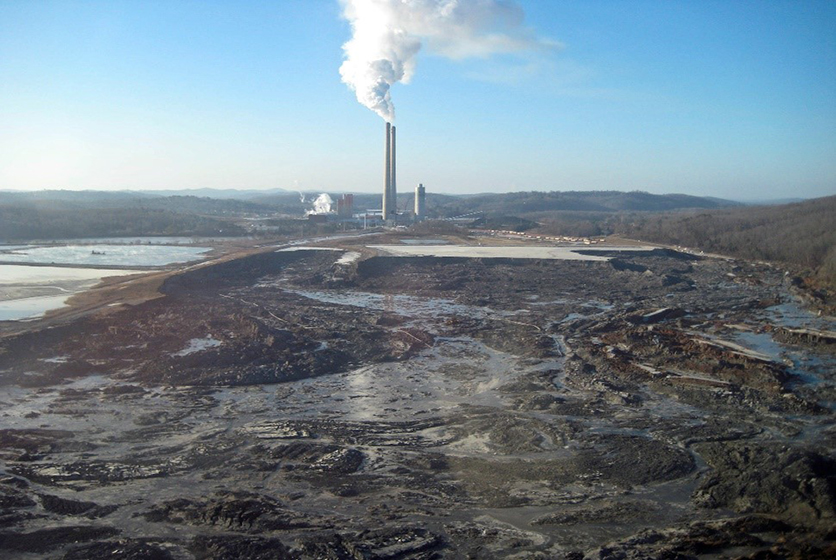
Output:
1,242,835,559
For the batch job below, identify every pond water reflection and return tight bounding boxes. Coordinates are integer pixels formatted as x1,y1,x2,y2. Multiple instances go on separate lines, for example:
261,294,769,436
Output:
0,244,211,266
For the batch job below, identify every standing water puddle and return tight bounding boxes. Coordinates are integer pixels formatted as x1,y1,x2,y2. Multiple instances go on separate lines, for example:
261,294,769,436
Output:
283,288,521,321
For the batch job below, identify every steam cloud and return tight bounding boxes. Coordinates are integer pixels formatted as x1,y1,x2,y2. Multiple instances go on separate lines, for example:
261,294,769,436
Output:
308,193,334,214
339,0,553,121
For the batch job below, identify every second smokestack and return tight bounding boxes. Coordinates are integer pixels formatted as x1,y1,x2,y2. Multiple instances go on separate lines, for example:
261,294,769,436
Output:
382,122,397,220
383,122,391,219
390,125,396,219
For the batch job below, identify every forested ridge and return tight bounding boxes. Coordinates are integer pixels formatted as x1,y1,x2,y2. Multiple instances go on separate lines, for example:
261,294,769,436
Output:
0,192,272,215
615,195,836,293
2,189,831,296
1,189,735,218
438,190,737,215
0,206,244,240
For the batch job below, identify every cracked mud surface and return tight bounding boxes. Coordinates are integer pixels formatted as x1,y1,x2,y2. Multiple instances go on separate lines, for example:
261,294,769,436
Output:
1,239,835,558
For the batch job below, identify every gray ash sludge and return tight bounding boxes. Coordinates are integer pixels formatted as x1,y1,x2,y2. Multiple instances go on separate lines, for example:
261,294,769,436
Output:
0,246,834,558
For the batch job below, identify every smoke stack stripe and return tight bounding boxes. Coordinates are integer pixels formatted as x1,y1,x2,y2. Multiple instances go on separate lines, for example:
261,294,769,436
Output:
390,125,396,218
383,122,391,219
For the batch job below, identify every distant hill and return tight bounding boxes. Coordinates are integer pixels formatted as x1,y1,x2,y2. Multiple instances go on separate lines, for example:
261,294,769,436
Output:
0,190,155,207
0,191,274,216
428,191,740,218
0,188,766,244
0,191,263,240
1,189,739,216
128,196,273,216
0,187,288,201
137,188,288,199
0,206,245,241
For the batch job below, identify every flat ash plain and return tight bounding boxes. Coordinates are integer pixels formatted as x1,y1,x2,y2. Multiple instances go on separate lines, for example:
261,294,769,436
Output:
0,235,834,559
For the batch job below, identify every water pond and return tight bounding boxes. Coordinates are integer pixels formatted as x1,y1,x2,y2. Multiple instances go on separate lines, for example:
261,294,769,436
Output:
0,265,138,321
0,244,212,267
0,294,74,321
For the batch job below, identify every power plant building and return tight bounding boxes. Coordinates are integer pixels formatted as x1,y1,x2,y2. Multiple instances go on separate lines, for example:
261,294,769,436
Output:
336,194,354,217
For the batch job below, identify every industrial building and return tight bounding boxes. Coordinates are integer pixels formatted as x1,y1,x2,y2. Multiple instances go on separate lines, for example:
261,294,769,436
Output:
336,194,354,217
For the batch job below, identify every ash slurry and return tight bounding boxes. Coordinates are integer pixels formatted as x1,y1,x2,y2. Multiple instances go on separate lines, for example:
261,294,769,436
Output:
0,245,834,558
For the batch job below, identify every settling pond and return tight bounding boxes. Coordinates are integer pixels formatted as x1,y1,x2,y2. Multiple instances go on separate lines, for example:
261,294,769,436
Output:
0,265,138,321
0,241,213,322
0,244,212,267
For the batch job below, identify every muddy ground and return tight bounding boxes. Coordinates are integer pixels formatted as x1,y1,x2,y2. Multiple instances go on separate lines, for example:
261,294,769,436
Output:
0,237,835,559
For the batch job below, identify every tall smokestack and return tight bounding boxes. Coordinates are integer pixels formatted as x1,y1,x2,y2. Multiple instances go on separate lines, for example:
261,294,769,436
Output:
383,122,391,219
390,125,396,219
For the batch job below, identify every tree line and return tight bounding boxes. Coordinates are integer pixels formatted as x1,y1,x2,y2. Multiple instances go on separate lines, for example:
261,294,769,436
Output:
614,196,836,291
0,206,245,241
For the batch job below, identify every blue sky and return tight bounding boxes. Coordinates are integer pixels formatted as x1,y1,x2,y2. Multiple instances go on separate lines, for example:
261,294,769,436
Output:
1,0,834,200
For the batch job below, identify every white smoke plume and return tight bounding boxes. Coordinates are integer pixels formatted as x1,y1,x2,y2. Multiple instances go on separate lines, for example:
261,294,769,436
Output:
308,193,334,215
339,0,554,122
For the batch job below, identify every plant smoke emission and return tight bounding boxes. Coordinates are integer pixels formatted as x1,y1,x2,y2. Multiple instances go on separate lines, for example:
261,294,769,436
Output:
339,0,554,121
308,193,334,214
